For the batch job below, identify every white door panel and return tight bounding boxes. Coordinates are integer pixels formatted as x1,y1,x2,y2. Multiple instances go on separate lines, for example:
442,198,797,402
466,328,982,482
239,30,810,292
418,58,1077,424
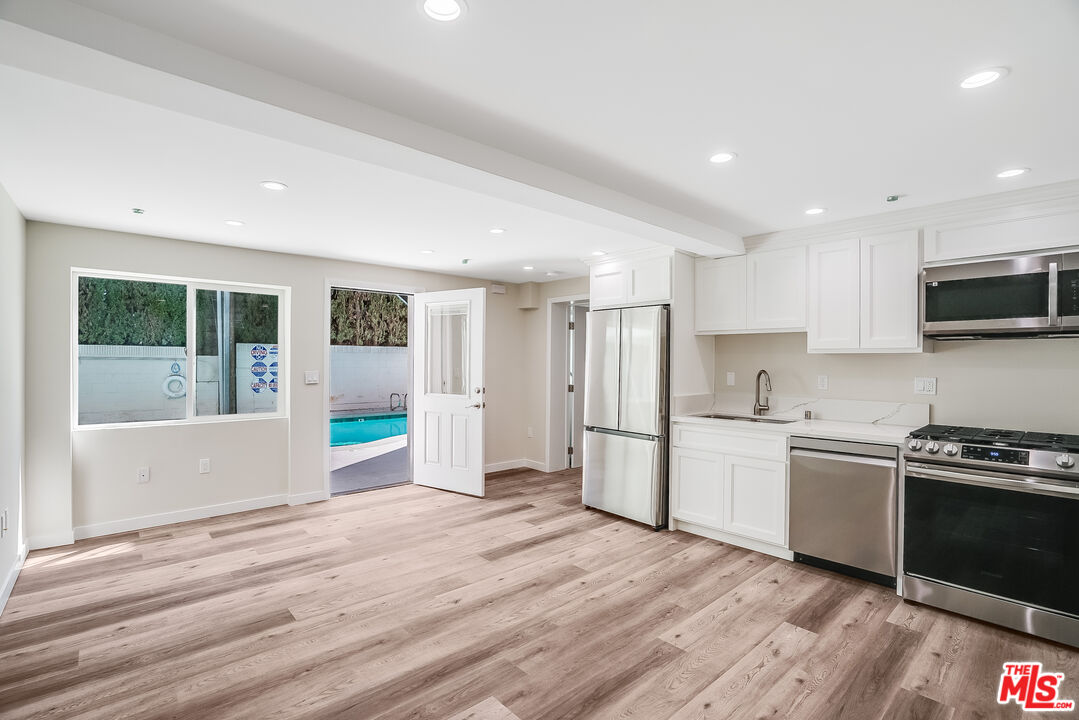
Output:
413,288,485,496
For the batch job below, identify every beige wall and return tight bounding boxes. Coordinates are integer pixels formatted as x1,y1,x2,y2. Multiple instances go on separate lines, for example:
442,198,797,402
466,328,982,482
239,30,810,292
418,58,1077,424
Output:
0,182,26,601
25,222,534,546
714,333,1079,433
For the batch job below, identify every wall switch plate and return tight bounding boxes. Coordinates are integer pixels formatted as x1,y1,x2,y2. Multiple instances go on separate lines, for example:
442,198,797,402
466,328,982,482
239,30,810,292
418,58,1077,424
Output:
199,458,211,474
304,370,319,385
817,375,829,391
527,426,534,438
137,466,150,484
726,372,736,386
914,377,937,395
1,508,7,538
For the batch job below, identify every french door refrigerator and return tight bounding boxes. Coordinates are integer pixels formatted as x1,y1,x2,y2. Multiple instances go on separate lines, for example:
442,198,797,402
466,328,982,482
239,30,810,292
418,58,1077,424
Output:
582,305,669,529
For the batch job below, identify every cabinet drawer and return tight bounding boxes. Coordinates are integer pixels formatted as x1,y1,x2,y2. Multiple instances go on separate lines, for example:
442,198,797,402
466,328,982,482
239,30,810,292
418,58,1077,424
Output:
672,423,787,461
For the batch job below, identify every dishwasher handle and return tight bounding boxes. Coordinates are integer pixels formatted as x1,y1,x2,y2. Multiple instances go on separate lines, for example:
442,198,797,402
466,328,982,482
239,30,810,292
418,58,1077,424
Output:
790,448,898,469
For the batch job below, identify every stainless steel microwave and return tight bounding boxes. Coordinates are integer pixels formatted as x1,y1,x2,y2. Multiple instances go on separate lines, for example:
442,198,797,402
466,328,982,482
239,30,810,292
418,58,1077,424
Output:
922,251,1079,339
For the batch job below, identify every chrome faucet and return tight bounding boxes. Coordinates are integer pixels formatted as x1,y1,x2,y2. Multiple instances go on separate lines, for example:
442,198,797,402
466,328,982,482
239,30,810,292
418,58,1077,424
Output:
753,369,772,416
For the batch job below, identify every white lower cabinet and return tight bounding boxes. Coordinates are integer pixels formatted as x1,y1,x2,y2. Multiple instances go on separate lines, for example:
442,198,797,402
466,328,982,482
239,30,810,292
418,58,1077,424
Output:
670,423,789,554
723,455,787,546
670,447,724,529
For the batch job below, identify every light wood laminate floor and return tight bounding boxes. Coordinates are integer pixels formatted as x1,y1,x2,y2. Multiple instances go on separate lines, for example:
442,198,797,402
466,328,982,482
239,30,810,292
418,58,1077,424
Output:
2,468,1077,719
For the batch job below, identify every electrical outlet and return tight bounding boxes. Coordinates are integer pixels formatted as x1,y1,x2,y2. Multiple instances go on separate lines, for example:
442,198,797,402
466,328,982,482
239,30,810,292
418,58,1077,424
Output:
199,458,211,474
817,375,829,391
304,370,319,385
527,426,534,438
726,372,736,386
914,377,937,395
137,466,150,484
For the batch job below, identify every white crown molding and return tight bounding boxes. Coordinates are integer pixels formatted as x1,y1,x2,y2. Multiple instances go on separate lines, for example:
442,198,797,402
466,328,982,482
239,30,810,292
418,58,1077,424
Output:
744,180,1079,253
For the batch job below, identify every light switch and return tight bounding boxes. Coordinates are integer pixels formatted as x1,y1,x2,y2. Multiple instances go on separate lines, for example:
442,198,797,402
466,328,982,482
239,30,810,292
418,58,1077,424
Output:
726,372,736,386
199,458,211,474
817,375,829,391
304,370,319,385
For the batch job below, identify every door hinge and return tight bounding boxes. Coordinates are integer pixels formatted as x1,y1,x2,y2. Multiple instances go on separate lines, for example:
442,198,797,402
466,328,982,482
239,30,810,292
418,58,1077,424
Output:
567,383,574,393
568,321,575,330
568,446,574,455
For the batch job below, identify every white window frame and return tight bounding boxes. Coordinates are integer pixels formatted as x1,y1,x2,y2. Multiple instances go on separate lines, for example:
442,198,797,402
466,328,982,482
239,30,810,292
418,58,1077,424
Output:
71,267,291,430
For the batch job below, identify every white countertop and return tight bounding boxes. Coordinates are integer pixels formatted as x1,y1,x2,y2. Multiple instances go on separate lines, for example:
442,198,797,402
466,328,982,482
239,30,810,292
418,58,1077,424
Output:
671,412,917,446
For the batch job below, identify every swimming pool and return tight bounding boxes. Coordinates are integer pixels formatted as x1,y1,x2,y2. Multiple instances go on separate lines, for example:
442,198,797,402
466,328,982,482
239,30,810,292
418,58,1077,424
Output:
330,413,408,447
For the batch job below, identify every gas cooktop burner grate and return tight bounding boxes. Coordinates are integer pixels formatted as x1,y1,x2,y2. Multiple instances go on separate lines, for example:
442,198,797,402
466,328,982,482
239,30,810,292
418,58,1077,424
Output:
1021,432,1079,452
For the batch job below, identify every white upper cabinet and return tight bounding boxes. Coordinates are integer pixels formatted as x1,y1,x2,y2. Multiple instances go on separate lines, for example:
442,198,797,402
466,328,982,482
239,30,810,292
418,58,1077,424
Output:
807,231,922,353
807,238,861,350
860,230,920,349
747,247,806,330
695,256,746,332
589,253,671,309
589,262,629,308
695,248,805,334
628,255,672,304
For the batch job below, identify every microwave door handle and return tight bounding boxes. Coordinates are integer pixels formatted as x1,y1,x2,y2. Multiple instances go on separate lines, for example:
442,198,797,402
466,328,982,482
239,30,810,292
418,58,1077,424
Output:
1049,261,1059,325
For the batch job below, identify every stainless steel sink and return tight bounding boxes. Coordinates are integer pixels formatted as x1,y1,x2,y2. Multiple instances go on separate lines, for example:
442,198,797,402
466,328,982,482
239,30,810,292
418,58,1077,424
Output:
692,413,797,425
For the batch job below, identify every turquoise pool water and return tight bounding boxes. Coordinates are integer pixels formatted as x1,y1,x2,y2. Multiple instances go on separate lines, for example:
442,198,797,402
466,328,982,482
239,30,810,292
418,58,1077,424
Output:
330,413,407,447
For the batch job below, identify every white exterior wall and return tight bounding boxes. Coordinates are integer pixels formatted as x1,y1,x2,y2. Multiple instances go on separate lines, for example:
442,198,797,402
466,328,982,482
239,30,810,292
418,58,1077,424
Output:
329,346,408,413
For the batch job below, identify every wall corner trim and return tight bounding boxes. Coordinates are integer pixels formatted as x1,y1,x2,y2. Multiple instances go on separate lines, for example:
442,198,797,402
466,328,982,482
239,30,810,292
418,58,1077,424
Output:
71,494,290,542
0,544,30,617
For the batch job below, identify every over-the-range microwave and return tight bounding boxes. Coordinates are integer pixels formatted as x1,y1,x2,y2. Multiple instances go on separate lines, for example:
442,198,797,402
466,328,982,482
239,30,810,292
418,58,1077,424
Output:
922,251,1079,339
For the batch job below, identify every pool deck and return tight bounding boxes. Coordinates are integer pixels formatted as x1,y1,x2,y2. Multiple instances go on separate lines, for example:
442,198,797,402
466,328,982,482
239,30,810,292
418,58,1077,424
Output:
330,434,407,471
330,447,408,495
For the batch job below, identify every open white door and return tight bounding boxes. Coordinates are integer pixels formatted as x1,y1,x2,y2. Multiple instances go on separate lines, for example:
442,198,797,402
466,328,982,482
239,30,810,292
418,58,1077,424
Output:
412,288,486,496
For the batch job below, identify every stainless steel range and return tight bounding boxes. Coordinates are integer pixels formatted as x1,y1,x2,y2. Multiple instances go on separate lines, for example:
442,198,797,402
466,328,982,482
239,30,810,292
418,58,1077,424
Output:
903,424,1079,647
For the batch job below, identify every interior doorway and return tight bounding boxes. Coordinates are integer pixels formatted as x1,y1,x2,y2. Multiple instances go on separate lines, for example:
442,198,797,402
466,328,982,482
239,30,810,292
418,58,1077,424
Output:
328,287,411,495
545,294,590,473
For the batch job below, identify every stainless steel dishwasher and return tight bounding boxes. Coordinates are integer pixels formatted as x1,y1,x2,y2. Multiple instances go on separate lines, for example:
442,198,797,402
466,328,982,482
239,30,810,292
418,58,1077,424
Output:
789,436,898,587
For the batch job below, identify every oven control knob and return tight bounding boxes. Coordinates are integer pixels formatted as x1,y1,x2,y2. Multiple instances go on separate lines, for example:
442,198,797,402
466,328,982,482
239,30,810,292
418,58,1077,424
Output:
907,439,923,451
943,443,959,457
1058,454,1076,469
925,441,940,454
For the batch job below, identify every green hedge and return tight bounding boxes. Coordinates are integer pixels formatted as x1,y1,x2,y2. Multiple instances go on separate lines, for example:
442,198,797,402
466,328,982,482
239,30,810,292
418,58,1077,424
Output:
330,289,407,347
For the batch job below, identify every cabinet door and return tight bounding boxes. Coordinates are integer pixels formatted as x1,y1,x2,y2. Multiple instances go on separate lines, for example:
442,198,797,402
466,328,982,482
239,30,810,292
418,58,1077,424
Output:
860,231,920,349
628,256,672,304
807,238,860,350
590,261,627,309
747,247,807,330
671,447,724,529
694,256,746,332
723,455,786,546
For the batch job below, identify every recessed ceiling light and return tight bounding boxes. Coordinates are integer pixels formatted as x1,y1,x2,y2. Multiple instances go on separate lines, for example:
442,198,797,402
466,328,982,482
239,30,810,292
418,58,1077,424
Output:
422,0,465,22
259,180,288,191
546,272,561,277
224,220,245,227
805,207,826,215
996,167,1030,178
960,67,1008,89
591,250,607,256
489,227,505,234
709,152,737,164
523,266,534,271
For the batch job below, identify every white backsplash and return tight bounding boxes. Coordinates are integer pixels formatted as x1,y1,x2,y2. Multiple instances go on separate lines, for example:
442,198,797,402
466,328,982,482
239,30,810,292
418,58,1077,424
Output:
673,392,929,427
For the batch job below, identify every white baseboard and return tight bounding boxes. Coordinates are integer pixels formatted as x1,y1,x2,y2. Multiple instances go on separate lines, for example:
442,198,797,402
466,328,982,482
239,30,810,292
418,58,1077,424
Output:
0,543,28,617
288,490,330,506
484,459,548,474
671,520,795,561
72,494,290,541
28,531,75,550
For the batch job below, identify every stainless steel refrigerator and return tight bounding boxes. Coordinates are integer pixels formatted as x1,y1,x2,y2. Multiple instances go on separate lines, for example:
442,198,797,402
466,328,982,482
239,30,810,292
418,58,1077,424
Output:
582,305,669,529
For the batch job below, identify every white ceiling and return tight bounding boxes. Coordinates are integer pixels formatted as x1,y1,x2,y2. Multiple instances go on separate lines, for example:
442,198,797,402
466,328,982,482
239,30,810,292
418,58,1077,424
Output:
1,0,1078,279
0,64,656,283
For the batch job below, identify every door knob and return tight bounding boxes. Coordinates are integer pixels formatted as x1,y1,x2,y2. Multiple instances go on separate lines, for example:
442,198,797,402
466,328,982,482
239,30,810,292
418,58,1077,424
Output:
467,402,485,409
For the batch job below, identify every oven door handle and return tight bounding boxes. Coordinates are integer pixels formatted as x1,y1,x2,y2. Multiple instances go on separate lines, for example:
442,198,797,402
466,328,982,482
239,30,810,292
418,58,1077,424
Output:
907,463,1079,498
